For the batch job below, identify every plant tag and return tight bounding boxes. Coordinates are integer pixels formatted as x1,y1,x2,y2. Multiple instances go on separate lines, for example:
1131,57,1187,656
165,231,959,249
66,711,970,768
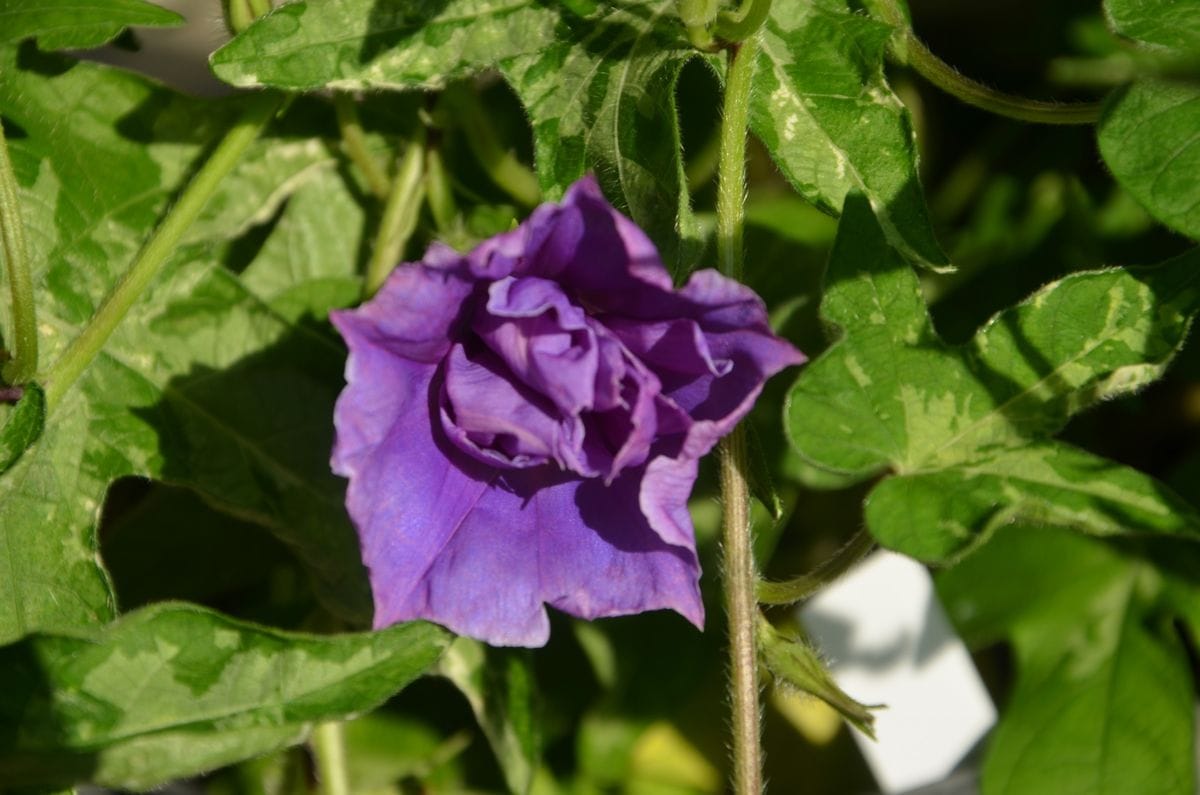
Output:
799,550,996,793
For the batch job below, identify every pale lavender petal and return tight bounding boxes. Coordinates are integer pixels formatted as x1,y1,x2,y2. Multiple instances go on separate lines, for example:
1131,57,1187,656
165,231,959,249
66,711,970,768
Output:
331,317,497,632
335,262,477,364
527,468,704,631
638,454,701,551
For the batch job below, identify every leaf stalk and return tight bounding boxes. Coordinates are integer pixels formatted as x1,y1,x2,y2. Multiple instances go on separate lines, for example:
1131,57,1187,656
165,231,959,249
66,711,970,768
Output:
872,0,1102,125
364,133,426,297
757,529,875,605
717,31,763,795
311,721,351,795
42,93,283,410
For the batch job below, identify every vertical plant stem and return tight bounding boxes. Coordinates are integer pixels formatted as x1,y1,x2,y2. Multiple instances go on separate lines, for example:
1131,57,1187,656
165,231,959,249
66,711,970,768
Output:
311,721,350,795
43,92,282,410
717,33,762,795
333,94,391,200
364,134,425,296
0,118,37,385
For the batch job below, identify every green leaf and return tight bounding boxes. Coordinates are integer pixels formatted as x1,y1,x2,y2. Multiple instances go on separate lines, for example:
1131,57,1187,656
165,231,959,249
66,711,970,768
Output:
1098,80,1200,241
785,194,1200,560
0,48,371,643
1104,0,1200,53
0,603,449,790
0,0,182,50
211,0,700,269
438,637,540,795
500,2,700,269
866,443,1200,561
937,526,1196,795
750,0,946,269
0,383,44,475
209,0,559,91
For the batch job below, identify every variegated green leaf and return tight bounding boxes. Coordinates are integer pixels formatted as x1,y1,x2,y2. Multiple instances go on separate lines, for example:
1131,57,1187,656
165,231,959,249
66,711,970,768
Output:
1104,0,1200,53
750,0,946,268
0,0,181,50
786,194,1200,560
209,0,560,91
500,0,700,269
0,48,371,644
867,443,1200,561
0,604,449,790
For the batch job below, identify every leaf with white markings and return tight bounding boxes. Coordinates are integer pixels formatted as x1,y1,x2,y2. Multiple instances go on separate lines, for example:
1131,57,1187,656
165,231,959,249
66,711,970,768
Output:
750,0,947,268
0,0,181,50
786,194,1200,560
0,47,371,643
0,604,449,790
209,0,700,268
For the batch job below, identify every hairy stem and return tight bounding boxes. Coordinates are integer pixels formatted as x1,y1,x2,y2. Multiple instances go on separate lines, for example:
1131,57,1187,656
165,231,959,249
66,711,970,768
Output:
364,134,425,297
0,118,37,385
334,94,391,201
311,721,350,795
872,0,1102,125
717,33,763,795
43,93,282,410
757,529,875,605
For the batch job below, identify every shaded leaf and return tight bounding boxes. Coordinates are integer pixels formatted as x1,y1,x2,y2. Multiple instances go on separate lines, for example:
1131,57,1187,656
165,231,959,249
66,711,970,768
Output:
786,194,1200,560
750,0,946,268
1098,81,1200,241
0,383,44,475
0,0,181,50
0,48,370,643
438,637,540,795
0,603,449,790
937,526,1196,795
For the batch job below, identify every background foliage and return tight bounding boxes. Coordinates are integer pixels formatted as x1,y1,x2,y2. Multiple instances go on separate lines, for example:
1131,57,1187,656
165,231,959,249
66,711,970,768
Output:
0,0,1198,792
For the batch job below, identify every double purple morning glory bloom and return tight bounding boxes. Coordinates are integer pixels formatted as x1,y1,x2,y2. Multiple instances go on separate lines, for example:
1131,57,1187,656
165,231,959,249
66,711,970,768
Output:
331,177,804,647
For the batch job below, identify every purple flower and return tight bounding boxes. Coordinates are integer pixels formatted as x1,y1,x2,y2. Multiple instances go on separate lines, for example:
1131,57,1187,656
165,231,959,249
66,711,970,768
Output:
331,177,804,647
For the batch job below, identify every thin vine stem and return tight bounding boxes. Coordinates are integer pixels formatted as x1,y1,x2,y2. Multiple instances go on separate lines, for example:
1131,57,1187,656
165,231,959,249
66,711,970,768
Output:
717,32,763,795
42,92,283,410
364,133,425,297
0,117,37,385
873,0,1102,125
311,721,350,795
757,529,875,605
334,94,391,201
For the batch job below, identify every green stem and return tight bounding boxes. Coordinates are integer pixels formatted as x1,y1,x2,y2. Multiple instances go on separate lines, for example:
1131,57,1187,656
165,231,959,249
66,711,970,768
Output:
442,85,540,209
425,144,458,233
717,34,762,795
873,0,1102,125
43,93,282,410
310,721,350,795
364,134,425,296
247,0,272,18
0,118,37,386
334,94,391,201
715,0,772,42
757,529,875,605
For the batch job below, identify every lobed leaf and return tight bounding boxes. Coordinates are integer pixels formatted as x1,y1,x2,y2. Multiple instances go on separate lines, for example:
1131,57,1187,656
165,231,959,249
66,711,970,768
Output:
0,0,181,50
0,604,449,790
786,194,1200,560
750,0,947,269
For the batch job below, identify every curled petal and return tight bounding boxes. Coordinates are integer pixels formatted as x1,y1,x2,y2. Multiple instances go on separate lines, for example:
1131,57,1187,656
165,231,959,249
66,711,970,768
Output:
476,276,598,415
